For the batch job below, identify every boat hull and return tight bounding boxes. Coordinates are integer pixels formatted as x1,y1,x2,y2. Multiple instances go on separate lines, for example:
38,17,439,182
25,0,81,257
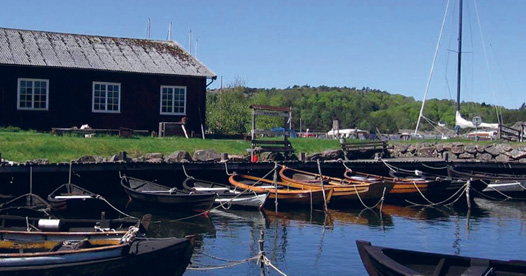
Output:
183,178,268,209
215,193,268,208
229,174,330,208
279,166,392,206
0,237,194,276
356,240,526,276
121,176,216,212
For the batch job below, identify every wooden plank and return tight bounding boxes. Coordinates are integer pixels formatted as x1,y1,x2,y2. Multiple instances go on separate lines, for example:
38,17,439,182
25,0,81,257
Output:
341,141,387,152
255,146,293,153
252,140,290,145
252,110,290,117
250,105,290,112
253,130,291,136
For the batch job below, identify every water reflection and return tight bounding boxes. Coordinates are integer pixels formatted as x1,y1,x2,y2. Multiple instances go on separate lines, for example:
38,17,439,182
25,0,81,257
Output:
105,194,526,275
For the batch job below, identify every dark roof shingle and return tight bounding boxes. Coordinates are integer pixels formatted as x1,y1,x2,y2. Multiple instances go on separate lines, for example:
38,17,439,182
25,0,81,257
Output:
0,27,216,78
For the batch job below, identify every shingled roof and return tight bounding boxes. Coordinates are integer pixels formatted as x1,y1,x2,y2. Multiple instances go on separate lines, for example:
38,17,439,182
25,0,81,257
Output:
0,27,216,78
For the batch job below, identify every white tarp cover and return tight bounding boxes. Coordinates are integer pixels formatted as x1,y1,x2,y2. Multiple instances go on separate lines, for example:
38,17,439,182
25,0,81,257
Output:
455,111,498,129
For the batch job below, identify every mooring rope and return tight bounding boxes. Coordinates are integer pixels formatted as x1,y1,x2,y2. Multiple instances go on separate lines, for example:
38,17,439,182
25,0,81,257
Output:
421,163,448,170
473,179,513,200
340,160,385,210
353,184,386,210
25,216,39,232
262,255,288,276
164,165,280,222
188,256,259,270
224,161,233,176
187,251,288,275
181,164,193,179
380,159,419,175
96,194,137,219
404,181,468,206
341,160,352,173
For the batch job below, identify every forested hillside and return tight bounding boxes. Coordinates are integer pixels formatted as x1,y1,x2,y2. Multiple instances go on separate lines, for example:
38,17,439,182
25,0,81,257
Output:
206,85,526,135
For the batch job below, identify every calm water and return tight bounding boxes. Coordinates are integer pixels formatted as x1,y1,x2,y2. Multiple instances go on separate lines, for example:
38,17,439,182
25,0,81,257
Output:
124,198,526,276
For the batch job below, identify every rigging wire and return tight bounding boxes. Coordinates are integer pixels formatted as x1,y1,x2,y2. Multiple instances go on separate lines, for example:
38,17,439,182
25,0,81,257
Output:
415,0,451,135
473,0,503,124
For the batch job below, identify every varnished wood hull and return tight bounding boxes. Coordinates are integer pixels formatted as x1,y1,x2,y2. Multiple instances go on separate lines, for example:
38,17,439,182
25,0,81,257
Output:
279,166,392,206
228,174,330,208
0,236,194,276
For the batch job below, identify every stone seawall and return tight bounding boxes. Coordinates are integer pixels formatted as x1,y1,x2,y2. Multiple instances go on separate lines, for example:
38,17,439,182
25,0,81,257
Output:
389,143,526,162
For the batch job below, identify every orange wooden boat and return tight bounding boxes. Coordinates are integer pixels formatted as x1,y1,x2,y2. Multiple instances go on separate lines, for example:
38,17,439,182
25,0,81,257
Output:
344,169,430,196
228,174,333,209
279,166,392,206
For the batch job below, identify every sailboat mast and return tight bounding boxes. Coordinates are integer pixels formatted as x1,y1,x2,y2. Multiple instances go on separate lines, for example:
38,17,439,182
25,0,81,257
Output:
456,0,463,113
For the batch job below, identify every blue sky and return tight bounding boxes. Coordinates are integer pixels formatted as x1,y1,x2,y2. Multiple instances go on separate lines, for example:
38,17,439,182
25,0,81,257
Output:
1,0,525,108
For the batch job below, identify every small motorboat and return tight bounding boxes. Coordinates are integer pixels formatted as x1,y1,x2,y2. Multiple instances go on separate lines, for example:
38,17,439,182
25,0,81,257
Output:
120,175,216,213
182,177,268,209
356,240,526,276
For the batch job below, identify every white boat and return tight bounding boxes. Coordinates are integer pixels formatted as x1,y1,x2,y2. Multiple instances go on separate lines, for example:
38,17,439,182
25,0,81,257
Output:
182,177,268,209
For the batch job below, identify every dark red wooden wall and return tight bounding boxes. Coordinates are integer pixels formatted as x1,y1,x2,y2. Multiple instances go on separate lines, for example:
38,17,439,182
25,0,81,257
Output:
0,65,208,135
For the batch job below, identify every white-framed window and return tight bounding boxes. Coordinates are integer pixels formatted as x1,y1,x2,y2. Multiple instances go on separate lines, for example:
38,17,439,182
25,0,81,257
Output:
92,82,121,113
160,86,186,115
17,78,49,110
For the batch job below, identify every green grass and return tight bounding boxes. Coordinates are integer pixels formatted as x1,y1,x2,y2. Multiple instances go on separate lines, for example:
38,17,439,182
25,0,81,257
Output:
0,130,343,163
0,129,507,163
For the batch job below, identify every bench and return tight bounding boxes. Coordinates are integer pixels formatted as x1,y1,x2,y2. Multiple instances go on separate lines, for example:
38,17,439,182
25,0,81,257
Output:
341,140,388,160
52,128,149,137
251,139,293,154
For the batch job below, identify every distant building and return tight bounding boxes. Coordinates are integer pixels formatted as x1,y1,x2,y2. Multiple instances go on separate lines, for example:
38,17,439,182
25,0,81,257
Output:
0,27,216,135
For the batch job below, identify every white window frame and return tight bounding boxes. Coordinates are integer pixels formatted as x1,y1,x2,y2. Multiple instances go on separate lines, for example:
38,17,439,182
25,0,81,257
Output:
160,85,187,115
17,78,49,111
92,81,121,113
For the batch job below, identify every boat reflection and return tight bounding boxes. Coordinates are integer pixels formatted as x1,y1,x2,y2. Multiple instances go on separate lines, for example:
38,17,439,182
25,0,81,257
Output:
380,204,459,221
262,208,394,228
473,198,526,220
123,203,216,239
210,209,267,229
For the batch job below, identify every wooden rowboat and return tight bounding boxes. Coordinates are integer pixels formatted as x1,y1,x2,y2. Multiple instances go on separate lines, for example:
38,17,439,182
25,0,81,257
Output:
0,193,144,233
448,166,526,199
0,228,194,276
279,166,392,206
387,169,487,205
47,183,121,219
228,173,332,209
182,177,268,209
120,175,216,213
344,169,431,196
356,240,526,276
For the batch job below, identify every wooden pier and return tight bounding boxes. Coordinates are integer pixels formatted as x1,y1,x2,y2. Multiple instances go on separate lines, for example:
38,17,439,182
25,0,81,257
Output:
1,158,525,197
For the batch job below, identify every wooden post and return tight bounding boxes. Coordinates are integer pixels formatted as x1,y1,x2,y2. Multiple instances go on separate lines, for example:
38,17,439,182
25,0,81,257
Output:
466,180,471,209
316,159,329,212
258,230,266,276
251,108,256,162
273,167,278,213
221,153,228,162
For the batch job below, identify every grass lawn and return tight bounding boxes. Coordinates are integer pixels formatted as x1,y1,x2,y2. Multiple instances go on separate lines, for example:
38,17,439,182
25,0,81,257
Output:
0,128,500,163
0,129,341,163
